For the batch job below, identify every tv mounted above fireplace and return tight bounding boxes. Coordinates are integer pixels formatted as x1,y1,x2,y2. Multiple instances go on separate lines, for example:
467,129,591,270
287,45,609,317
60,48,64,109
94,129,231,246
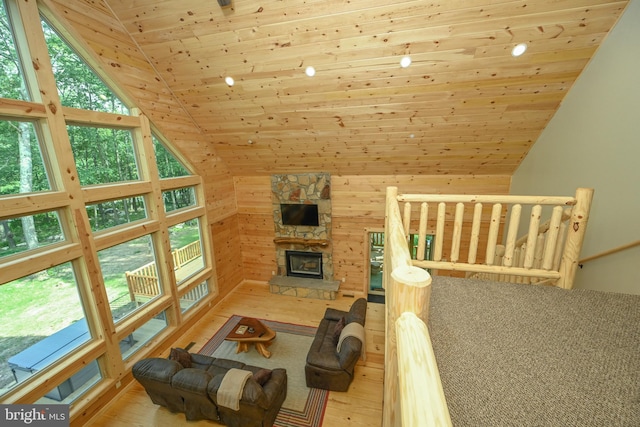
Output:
280,203,319,226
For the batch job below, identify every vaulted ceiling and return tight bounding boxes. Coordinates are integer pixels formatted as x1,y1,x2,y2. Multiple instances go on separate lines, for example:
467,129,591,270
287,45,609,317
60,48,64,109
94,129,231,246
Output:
104,0,628,176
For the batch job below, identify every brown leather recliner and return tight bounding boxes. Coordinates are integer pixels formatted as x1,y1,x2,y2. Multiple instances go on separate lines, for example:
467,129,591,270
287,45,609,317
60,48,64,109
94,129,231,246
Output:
132,354,287,427
305,298,367,391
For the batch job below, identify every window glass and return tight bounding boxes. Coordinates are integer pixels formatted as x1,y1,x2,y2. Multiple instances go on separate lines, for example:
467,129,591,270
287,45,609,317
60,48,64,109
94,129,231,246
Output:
37,360,101,404
0,262,88,398
0,211,64,260
0,120,51,195
121,310,168,360
153,135,190,178
180,281,209,313
169,219,204,285
163,186,196,213
67,125,139,186
97,235,160,322
41,19,128,114
86,196,146,232
0,1,30,100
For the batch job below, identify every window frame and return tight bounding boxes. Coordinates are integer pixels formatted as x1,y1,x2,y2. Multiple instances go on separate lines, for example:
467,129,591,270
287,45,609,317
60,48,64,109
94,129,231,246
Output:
0,0,216,409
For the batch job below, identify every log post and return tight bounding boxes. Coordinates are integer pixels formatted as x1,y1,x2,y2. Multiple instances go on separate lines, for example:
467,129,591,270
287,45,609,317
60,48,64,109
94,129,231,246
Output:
557,188,594,289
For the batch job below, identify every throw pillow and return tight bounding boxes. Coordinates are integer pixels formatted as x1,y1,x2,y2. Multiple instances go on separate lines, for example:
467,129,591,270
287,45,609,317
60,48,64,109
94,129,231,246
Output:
169,347,192,368
332,316,346,344
252,368,272,386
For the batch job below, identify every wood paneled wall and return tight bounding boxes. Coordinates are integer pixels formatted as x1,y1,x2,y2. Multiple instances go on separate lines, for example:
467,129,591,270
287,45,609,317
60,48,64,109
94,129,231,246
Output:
235,175,511,294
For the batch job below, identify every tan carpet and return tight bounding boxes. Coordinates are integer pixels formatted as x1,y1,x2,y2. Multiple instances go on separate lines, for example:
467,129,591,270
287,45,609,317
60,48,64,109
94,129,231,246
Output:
428,276,640,426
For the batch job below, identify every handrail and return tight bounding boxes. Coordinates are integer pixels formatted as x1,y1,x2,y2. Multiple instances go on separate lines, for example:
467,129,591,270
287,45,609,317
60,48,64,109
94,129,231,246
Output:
383,186,452,427
579,239,640,265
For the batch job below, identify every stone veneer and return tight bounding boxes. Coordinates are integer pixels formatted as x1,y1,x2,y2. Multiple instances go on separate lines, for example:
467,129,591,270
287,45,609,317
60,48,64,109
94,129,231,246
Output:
271,173,333,281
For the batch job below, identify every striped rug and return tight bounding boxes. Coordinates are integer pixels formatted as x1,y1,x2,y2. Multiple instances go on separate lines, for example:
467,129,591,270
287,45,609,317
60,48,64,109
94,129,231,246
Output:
198,315,328,427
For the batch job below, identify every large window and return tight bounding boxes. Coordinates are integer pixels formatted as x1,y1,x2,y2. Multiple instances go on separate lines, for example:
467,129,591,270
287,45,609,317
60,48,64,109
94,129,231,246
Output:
0,211,64,259
68,125,139,186
0,0,213,410
0,2,29,101
0,262,87,396
41,18,128,114
154,135,190,178
169,219,204,285
0,120,51,195
86,196,147,233
98,235,160,322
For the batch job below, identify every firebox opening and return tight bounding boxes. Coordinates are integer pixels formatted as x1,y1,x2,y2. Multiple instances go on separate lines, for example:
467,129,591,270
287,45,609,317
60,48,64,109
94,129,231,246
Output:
285,250,323,280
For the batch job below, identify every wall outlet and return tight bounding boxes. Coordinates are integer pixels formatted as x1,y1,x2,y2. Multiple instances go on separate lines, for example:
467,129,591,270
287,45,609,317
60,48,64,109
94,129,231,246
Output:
341,277,346,282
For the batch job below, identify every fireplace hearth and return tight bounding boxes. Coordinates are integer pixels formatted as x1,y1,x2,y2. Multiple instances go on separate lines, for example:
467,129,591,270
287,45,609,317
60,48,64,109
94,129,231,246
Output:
286,251,323,280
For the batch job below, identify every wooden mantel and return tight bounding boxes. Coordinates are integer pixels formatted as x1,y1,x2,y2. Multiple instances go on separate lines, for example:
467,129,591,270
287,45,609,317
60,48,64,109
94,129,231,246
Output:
273,237,330,247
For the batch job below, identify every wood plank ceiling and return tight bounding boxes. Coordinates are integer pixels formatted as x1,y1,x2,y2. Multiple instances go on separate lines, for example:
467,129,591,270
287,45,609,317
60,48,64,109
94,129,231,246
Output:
104,0,628,176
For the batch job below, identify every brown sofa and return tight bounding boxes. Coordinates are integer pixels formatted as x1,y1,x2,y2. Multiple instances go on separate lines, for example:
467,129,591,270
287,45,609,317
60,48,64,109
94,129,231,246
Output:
132,352,287,427
305,298,367,391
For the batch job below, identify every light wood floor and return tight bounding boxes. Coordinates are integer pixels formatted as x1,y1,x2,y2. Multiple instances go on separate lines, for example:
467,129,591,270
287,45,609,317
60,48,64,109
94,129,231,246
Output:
89,281,385,426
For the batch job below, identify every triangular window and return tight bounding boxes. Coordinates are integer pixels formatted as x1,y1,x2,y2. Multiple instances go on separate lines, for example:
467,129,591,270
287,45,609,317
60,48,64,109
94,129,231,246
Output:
40,18,128,114
153,134,191,178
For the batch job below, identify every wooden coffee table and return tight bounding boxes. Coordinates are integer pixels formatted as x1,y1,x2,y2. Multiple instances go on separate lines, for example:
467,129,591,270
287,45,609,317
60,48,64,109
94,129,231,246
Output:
225,317,276,358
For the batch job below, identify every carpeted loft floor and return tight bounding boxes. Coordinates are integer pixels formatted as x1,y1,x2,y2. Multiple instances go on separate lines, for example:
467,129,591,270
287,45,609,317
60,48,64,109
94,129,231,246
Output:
428,276,640,426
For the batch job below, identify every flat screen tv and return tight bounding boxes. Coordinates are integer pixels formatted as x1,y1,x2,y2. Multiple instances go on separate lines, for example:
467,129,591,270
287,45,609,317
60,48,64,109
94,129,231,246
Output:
280,203,319,226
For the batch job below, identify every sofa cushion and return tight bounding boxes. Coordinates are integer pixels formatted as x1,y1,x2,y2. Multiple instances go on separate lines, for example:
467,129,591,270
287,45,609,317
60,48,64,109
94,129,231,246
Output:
190,353,215,371
172,368,213,393
252,368,272,386
332,316,346,344
207,358,246,377
306,318,343,371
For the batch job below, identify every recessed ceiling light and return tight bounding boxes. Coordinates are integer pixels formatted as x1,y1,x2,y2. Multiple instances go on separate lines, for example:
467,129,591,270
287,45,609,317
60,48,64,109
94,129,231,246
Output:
400,56,412,68
511,43,527,57
305,66,316,77
225,76,234,86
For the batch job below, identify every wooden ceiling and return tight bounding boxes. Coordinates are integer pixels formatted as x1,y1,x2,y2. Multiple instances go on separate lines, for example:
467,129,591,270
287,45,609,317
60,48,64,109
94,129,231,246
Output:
104,0,628,176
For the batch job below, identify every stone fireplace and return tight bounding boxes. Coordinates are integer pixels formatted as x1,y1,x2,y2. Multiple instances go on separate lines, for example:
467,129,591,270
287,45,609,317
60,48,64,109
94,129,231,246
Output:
269,173,339,299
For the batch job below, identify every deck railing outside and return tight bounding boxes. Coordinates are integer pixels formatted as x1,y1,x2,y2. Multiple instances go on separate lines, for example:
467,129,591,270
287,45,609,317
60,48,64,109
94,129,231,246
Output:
125,241,203,303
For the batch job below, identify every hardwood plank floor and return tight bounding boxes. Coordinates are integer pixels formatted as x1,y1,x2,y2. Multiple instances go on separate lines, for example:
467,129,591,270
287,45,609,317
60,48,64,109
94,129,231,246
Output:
89,281,385,426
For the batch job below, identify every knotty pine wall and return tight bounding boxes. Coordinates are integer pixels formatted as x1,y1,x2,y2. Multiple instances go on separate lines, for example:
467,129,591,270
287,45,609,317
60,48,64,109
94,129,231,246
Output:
235,175,511,295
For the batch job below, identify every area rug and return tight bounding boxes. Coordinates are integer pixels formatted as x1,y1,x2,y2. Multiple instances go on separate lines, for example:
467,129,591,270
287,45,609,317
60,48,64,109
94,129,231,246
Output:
198,315,328,427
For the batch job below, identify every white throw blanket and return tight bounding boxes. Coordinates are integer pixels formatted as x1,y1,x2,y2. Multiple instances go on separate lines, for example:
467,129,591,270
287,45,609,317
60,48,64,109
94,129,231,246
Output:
337,322,366,361
217,368,252,411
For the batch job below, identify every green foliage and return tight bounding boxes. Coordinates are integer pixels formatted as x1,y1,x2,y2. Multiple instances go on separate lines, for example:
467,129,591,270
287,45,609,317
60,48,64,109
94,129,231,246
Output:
0,9,194,250
153,136,190,178
41,19,128,114
0,2,28,100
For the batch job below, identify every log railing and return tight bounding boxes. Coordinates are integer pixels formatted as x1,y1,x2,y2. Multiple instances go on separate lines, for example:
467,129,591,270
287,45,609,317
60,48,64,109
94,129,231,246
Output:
125,241,203,303
382,186,594,426
401,188,593,289
383,187,451,427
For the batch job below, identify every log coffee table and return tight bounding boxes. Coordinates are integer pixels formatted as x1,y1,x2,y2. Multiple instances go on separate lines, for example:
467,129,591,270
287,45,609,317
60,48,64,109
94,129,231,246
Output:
225,317,276,358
